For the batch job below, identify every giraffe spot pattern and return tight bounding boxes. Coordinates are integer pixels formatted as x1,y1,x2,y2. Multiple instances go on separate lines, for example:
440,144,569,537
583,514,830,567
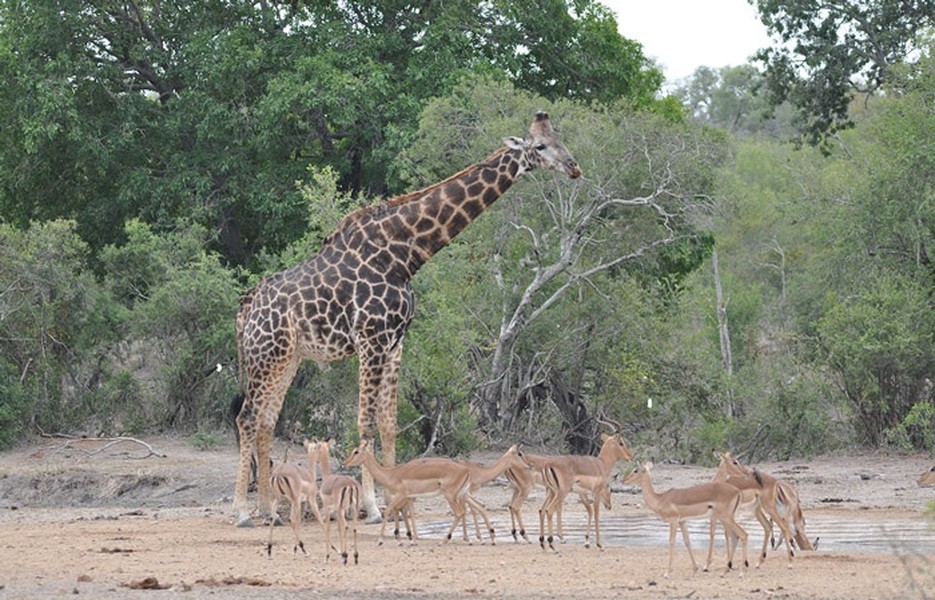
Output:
232,113,580,522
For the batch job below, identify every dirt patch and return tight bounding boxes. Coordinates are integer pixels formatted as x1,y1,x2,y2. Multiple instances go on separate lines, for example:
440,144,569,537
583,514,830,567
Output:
0,436,932,599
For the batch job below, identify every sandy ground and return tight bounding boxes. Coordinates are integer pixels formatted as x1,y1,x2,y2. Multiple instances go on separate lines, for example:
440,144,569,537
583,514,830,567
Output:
0,435,933,599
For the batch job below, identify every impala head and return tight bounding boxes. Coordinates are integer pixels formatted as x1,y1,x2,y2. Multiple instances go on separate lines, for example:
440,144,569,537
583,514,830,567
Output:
504,112,581,179
597,414,633,460
344,438,374,468
303,438,322,462
715,450,749,477
599,432,634,461
502,443,527,468
623,461,653,486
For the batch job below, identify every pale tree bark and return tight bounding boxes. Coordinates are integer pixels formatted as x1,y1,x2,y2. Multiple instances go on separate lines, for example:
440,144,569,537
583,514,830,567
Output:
712,250,735,418
475,154,711,430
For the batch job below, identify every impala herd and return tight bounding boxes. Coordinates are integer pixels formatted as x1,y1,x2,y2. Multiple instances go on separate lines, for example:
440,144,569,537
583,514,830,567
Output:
263,421,931,577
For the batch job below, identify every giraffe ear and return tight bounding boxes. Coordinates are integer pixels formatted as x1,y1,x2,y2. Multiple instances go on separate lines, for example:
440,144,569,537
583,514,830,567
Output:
503,136,525,150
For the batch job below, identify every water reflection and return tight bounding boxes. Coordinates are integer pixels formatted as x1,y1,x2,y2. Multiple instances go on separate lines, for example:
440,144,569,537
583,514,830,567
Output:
418,513,935,554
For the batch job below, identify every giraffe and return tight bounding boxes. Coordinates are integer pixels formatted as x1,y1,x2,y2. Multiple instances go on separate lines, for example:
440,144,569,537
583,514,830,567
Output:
233,112,581,526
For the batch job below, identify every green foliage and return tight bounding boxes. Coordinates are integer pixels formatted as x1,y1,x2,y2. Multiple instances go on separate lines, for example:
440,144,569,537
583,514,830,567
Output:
0,219,121,437
885,402,935,452
683,49,935,454
0,0,663,267
100,219,242,430
674,65,797,137
0,362,28,449
752,0,935,146
78,370,146,435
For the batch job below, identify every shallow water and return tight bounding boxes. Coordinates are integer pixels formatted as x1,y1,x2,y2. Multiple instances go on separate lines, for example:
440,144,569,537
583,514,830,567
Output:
419,512,935,555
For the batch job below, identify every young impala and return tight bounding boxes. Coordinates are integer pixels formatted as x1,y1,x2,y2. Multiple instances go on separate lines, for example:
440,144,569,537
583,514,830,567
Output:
624,462,749,578
308,439,360,565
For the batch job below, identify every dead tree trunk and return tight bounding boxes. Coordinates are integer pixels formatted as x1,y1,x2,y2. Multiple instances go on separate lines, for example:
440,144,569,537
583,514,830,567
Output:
712,250,735,418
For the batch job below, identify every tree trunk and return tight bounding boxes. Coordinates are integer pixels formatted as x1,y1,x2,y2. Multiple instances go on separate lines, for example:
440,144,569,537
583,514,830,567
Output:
712,251,735,418
547,371,594,454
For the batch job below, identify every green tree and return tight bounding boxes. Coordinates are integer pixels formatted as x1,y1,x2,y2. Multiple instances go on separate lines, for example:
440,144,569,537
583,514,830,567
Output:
0,0,662,268
675,64,796,137
753,0,935,146
816,272,935,445
395,79,727,442
100,219,242,429
689,47,935,453
0,220,120,441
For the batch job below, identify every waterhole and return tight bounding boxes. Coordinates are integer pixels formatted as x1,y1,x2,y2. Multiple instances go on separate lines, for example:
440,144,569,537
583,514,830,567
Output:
418,512,935,554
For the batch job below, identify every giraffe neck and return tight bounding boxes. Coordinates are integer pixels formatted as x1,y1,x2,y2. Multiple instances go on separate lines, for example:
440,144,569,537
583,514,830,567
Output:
331,147,527,280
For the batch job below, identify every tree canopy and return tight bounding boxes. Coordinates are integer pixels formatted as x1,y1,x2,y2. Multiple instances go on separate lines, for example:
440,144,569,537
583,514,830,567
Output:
0,0,662,266
752,0,935,146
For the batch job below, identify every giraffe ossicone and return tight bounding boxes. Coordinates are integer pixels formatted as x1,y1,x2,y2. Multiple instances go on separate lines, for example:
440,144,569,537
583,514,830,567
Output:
233,112,580,526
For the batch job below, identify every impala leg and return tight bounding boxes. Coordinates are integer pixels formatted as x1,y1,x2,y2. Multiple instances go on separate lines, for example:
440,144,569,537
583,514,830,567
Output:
679,522,699,574
581,493,594,548
704,517,718,571
593,496,603,550
265,497,278,557
724,517,749,576
289,496,307,556
754,506,772,567
666,522,678,578
509,490,530,543
464,494,495,544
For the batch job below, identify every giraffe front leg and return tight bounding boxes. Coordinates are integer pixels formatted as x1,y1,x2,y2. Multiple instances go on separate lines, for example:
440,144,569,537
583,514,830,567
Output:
356,342,403,524
376,342,401,514
357,351,386,524
359,467,381,524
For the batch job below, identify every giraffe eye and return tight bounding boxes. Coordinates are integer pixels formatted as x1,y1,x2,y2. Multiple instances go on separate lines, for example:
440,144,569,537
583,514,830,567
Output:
535,144,546,151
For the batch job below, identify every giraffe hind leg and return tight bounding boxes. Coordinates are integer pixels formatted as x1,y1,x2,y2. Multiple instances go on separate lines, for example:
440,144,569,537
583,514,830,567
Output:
234,395,261,527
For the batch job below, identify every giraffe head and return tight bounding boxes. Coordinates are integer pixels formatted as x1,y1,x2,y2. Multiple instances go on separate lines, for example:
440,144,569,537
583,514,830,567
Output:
504,112,581,179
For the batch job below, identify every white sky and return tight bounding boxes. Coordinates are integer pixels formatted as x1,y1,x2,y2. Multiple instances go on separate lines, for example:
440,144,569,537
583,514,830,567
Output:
602,0,774,83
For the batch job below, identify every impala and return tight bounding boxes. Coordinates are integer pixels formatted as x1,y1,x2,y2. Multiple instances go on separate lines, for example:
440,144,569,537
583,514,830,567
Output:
455,444,527,544
523,429,633,551
773,478,816,553
714,451,815,568
265,449,321,557
343,439,486,545
706,450,775,570
624,462,749,578
500,450,612,544
308,440,360,565
502,449,545,543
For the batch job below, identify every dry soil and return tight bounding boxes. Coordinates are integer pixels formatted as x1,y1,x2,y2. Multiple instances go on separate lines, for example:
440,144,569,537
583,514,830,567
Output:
0,436,933,599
